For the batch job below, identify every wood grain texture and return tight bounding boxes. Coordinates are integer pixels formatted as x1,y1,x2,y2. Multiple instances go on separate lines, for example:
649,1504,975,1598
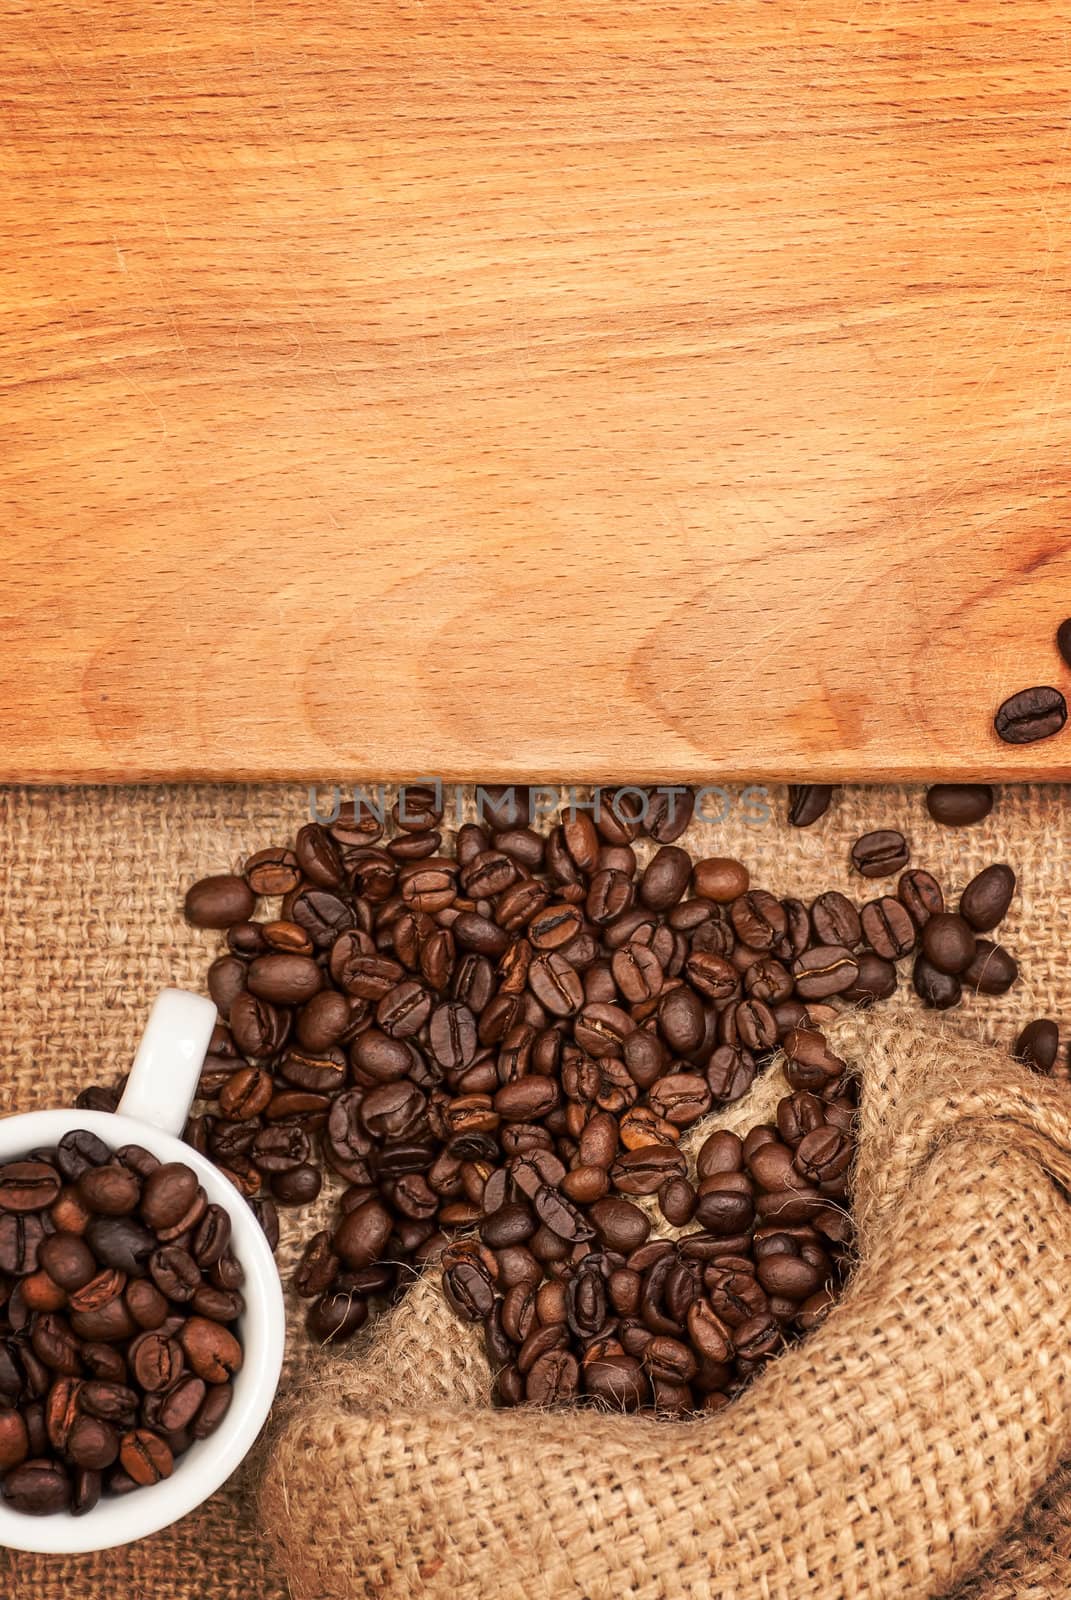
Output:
2,0,1070,782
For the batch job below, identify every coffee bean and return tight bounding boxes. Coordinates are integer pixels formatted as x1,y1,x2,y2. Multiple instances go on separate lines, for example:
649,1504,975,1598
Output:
39,1232,96,1292
1056,617,1071,669
921,913,977,975
3,1459,70,1515
78,1164,140,1217
179,1317,242,1383
926,785,993,826
244,847,302,896
247,953,323,1007
228,993,290,1059
119,1428,173,1485
842,952,897,1005
959,864,1016,932
644,788,695,844
334,1199,393,1270
730,892,787,951
898,869,944,927
185,874,257,929
207,955,248,1019
0,1162,61,1213
810,892,861,950
860,897,916,960
792,945,859,999
963,940,1019,996
57,1130,112,1183
693,858,749,903
640,847,692,911
850,830,910,878
913,954,962,1011
994,686,1067,744
785,784,836,829
1013,1018,1059,1074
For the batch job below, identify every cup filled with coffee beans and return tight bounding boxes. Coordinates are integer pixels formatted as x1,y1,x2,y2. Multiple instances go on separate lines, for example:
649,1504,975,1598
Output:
0,989,285,1553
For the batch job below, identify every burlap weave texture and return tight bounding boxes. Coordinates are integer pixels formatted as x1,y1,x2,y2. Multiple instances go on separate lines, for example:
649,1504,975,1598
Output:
0,781,1069,1599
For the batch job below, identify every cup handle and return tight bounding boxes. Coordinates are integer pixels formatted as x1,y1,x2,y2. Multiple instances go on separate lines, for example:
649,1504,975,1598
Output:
117,988,218,1138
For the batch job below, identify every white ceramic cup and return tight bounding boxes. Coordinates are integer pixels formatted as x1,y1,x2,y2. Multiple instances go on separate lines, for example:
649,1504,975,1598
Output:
0,988,286,1554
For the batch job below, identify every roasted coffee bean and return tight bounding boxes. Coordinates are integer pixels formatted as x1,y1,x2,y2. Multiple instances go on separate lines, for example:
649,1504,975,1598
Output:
859,896,915,961
792,945,859,999
228,994,290,1059
119,1428,173,1485
271,1165,323,1205
913,954,962,1011
706,1045,756,1103
783,1028,846,1094
610,1146,686,1196
180,1318,242,1383
898,868,944,927
658,988,706,1054
85,1216,157,1277
850,830,909,878
787,785,833,828
39,1232,96,1292
76,1163,140,1218
842,951,898,1006
730,891,786,951
207,956,248,1020
3,1459,70,1515
377,980,433,1038
57,1130,112,1183
693,858,749,903
184,874,257,930
0,1162,61,1213
247,953,323,1007
994,686,1067,744
307,1287,369,1344
926,785,993,826
639,787,692,844
959,864,1016,932
443,1253,496,1321
260,917,317,957
1013,1018,1060,1074
658,1177,697,1227
639,847,692,911
963,939,1019,996
921,913,977,975
588,1197,651,1252
528,952,585,1017
244,846,302,896
810,893,861,950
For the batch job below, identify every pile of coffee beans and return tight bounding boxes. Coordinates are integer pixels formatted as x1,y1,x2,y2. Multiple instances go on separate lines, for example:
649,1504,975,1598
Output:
991,616,1071,745
0,1134,242,1516
74,782,1045,1419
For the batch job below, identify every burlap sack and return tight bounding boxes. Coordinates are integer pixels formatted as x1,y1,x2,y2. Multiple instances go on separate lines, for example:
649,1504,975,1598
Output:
2,781,1071,1599
261,1009,1071,1600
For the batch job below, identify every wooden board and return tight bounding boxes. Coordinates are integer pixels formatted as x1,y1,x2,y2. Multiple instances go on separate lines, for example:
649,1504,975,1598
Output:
2,0,1071,783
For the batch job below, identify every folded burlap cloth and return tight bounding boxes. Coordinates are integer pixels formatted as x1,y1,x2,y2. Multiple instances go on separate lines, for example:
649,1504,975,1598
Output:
261,1010,1071,1600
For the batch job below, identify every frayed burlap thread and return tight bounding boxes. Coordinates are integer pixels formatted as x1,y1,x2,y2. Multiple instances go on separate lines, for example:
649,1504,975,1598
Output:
261,1012,1071,1600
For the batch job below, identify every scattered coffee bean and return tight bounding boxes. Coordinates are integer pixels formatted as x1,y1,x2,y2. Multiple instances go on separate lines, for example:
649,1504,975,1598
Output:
184,875,257,930
959,864,1016,933
994,686,1067,745
1057,619,1071,670
921,913,977,976
1013,1018,1059,1075
75,788,1033,1424
962,940,1019,996
850,831,910,879
786,786,834,828
926,785,994,827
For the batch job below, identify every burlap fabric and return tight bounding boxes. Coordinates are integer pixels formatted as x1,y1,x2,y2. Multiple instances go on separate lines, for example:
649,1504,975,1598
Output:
1,781,1070,1598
